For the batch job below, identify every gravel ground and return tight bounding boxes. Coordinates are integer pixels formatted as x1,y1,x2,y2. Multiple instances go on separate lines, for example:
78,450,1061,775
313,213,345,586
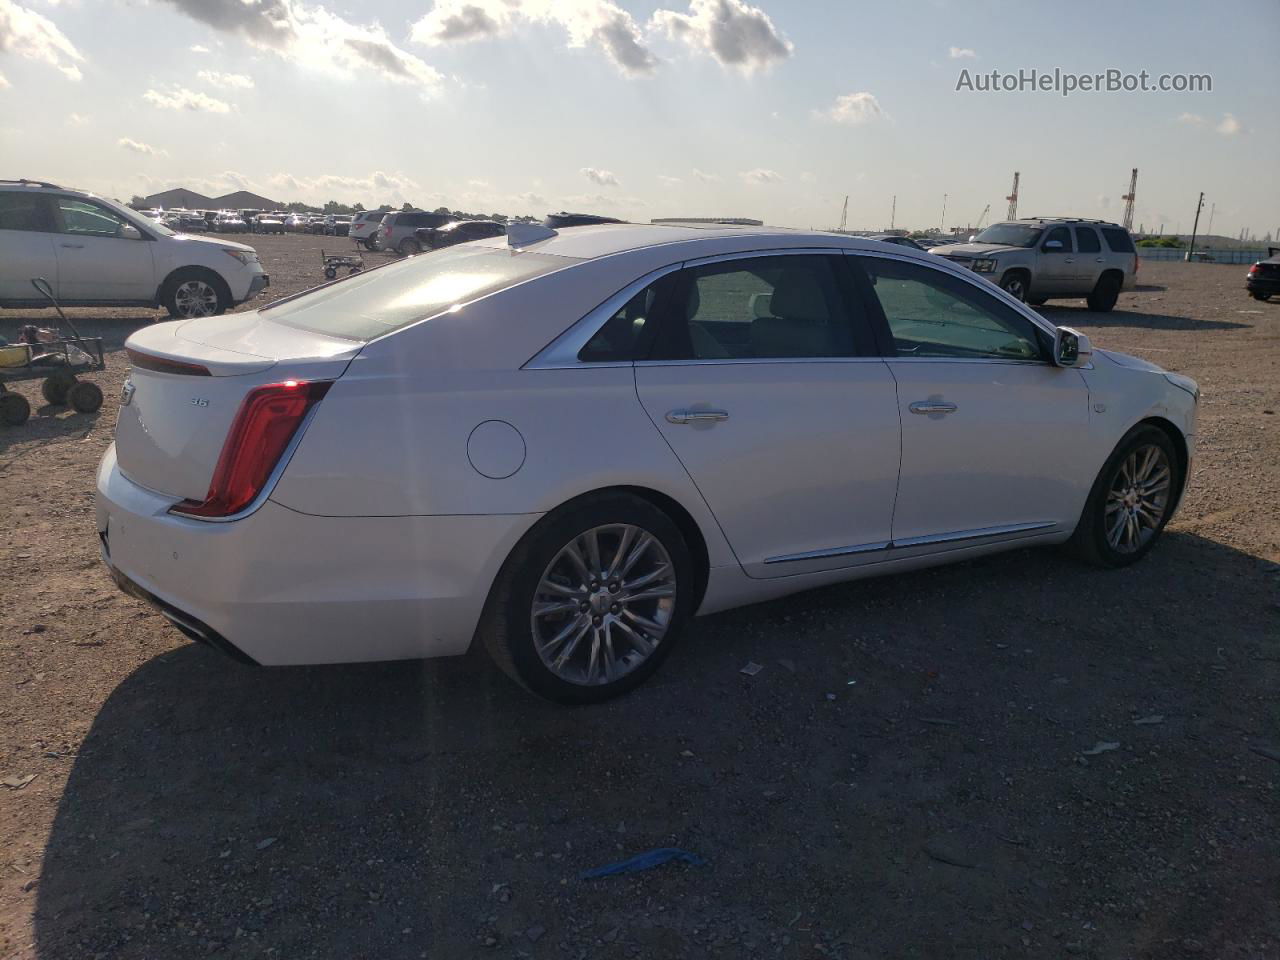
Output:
1,236,1277,960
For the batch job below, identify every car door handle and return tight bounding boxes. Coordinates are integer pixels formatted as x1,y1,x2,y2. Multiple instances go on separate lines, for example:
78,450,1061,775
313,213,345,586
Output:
1064,257,1075,264
1095,257,1105,263
665,409,729,424
60,242,85,249
909,401,958,415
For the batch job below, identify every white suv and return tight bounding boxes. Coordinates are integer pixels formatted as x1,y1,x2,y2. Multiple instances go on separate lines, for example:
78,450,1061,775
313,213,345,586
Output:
0,179,269,318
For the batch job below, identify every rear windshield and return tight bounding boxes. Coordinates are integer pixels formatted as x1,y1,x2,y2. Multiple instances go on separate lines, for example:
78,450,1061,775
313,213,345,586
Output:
262,245,575,340
1101,227,1135,253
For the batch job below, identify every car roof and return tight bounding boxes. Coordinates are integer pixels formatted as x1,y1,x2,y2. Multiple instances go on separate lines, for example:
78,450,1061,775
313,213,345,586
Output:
470,222,920,260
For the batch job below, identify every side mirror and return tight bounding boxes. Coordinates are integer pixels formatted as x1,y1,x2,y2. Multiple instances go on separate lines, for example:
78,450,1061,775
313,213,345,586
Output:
1043,239,1064,251
120,224,142,240
1054,326,1093,367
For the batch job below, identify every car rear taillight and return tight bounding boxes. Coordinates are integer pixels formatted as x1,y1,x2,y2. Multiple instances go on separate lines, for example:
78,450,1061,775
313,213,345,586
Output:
1248,263,1260,276
384,225,392,236
126,347,211,377
171,380,332,519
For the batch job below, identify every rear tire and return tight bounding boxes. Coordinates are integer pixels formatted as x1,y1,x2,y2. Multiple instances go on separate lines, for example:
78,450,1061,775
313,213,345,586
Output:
67,380,103,414
1087,273,1122,312
479,493,695,704
397,238,421,257
1067,424,1181,568
999,271,1029,302
1250,291,1270,301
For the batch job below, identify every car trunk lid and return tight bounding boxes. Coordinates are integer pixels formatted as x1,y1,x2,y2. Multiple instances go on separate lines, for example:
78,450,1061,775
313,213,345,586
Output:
115,315,359,501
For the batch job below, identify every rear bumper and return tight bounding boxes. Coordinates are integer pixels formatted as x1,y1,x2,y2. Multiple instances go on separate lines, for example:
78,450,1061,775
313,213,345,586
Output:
96,444,539,665
1246,277,1280,296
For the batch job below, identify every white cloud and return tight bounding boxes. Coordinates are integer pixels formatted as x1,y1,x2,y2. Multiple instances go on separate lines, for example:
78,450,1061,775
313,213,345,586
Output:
143,86,233,113
948,46,975,59
658,174,682,185
0,70,8,87
0,0,84,80
411,0,656,75
467,178,491,188
740,168,783,184
816,91,886,125
66,111,86,124
1216,113,1241,135
692,167,719,182
267,170,421,203
1176,112,1203,125
513,191,547,208
581,166,620,187
651,0,792,73
157,0,444,95
118,137,165,156
190,44,210,53
197,69,254,89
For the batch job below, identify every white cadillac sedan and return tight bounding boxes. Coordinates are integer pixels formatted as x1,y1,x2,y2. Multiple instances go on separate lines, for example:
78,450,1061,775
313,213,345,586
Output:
96,223,1198,702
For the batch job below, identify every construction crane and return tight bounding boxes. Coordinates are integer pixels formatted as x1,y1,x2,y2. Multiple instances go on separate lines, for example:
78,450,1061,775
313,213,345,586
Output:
1121,168,1138,231
1006,171,1020,219
838,195,848,232
975,203,991,231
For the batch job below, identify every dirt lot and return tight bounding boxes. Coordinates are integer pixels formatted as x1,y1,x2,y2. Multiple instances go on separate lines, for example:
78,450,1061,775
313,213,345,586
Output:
1,236,1277,960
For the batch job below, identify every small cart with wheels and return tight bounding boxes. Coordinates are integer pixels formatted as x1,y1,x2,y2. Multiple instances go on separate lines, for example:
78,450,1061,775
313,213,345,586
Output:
0,278,106,426
320,248,364,281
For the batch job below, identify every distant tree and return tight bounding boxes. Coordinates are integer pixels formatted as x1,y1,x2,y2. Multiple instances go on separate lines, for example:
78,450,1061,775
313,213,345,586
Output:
432,206,451,216
401,202,414,212
375,204,394,212
323,200,355,214
129,194,148,208
352,201,364,212
489,212,508,223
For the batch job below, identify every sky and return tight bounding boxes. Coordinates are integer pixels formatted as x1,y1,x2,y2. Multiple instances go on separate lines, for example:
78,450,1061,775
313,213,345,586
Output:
1,0,1277,238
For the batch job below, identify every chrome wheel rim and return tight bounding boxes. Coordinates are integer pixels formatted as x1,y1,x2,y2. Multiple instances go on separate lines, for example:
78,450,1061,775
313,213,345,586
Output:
174,280,218,317
1105,444,1172,553
531,524,677,686
1004,278,1025,300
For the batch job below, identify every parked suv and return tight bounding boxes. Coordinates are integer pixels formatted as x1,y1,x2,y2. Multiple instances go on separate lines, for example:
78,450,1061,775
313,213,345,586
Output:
381,210,457,256
348,210,385,249
0,180,268,317
930,218,1138,311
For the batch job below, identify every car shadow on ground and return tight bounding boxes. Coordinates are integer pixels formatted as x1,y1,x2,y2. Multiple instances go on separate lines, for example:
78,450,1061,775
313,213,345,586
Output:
31,532,1280,958
1038,303,1249,331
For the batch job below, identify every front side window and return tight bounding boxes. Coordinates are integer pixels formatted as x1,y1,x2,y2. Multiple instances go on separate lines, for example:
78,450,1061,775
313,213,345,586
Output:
652,255,863,361
859,256,1044,362
1042,226,1073,253
0,193,53,232
57,197,133,238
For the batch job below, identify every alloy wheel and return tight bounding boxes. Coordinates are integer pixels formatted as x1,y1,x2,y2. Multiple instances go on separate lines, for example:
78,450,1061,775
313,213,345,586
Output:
174,280,219,317
1105,443,1172,553
530,524,677,686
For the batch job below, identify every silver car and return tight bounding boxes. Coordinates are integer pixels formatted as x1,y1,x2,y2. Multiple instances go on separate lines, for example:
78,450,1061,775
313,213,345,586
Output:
931,218,1138,311
379,210,457,256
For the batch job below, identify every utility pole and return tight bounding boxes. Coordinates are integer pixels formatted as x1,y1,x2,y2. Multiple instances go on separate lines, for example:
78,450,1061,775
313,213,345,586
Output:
1206,202,1216,238
940,193,947,233
1186,192,1204,262
890,195,896,231
838,195,848,232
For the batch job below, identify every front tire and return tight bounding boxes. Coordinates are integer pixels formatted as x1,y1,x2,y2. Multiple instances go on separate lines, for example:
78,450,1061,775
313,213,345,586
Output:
162,270,229,319
1068,425,1181,567
480,493,694,704
397,238,421,257
999,271,1029,302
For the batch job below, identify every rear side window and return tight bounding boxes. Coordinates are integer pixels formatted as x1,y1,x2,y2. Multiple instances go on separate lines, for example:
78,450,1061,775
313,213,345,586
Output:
0,193,52,232
651,255,869,361
580,273,678,362
1101,228,1135,253
1076,227,1101,253
262,246,576,340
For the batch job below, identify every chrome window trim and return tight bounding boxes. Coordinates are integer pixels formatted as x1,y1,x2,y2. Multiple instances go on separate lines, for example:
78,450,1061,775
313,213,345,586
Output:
765,540,890,565
634,356,886,368
524,262,683,369
681,246,849,268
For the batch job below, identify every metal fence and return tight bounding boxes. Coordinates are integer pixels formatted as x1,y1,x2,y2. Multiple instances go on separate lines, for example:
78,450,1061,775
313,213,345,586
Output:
1137,247,1267,265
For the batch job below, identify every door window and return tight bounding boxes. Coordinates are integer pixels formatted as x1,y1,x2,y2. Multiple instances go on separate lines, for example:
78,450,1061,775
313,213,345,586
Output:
1076,227,1101,253
0,193,54,232
652,255,867,360
56,198,134,238
859,256,1045,361
1042,226,1073,253
579,273,678,362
